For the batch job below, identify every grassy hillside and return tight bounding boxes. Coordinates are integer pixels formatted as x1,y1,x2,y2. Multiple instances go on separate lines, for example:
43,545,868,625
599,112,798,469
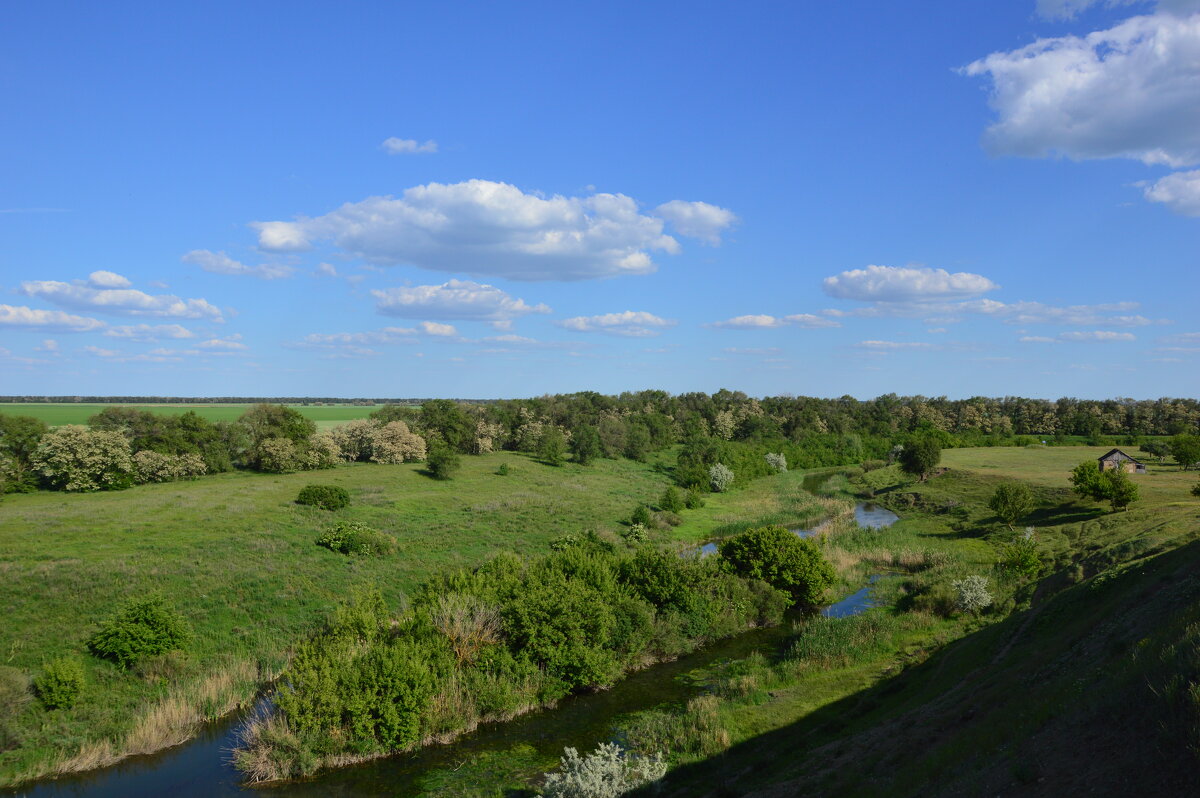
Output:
638,446,1200,797
0,403,381,429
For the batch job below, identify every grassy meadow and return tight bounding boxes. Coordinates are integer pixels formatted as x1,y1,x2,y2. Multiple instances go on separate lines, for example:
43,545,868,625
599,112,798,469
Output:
0,449,837,788
0,403,384,430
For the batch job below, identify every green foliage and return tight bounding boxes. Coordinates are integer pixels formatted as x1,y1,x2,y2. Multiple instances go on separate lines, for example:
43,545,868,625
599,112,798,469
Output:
316,521,397,556
86,596,191,669
539,742,667,798
620,523,648,544
550,534,580,551
33,658,85,710
709,463,734,492
1192,481,1200,498
570,425,601,466
427,443,461,480
899,437,941,481
684,489,706,509
1071,460,1140,511
630,504,652,527
785,612,901,668
1169,434,1200,470
420,399,476,454
995,531,1041,580
718,525,835,606
296,484,350,511
952,575,993,613
0,415,47,493
538,427,567,466
764,452,787,473
496,462,510,476
0,666,31,718
239,403,317,447
1070,460,1104,501
659,486,685,513
31,425,135,492
988,482,1034,528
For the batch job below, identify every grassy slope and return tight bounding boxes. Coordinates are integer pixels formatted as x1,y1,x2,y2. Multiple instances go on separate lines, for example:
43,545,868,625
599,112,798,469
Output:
0,403,380,429
0,451,677,785
645,446,1200,797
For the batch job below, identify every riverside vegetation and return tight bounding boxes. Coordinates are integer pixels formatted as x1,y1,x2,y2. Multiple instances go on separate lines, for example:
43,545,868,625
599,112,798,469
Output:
3,392,1200,792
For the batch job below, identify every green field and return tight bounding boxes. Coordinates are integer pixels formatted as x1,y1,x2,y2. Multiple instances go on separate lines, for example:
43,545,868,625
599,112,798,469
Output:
0,450,837,787
0,403,382,430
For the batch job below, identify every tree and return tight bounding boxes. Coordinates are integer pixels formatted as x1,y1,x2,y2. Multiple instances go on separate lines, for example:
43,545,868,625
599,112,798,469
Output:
898,437,941,482
1139,439,1170,463
718,525,835,606
539,427,567,466
419,399,475,453
0,414,47,492
31,425,135,492
1071,460,1139,512
1070,460,1104,503
570,425,601,466
988,482,1033,528
426,442,461,480
659,486,685,513
1168,434,1200,470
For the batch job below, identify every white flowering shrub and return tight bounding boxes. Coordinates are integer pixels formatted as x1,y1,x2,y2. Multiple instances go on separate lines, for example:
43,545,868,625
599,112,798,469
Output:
952,575,993,613
133,450,208,483
32,425,134,492
765,452,787,473
329,419,376,462
709,463,734,493
540,742,667,798
370,421,427,464
254,438,303,473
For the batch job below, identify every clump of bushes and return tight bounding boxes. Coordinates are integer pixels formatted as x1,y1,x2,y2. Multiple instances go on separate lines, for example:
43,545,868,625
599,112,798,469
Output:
718,525,835,607
133,450,207,483
296,484,350,511
87,596,191,669
0,666,32,715
659,486,685,513
630,504,652,527
426,443,461,480
31,425,135,492
540,742,666,798
952,575,993,614
764,452,787,473
316,521,397,556
685,489,706,509
34,657,85,709
621,522,648,544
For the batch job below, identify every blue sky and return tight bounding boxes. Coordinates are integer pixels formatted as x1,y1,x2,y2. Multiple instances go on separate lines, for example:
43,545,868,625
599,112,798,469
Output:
2,0,1198,399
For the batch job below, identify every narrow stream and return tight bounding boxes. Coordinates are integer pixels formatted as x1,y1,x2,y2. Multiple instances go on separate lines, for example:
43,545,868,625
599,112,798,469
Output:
10,472,899,798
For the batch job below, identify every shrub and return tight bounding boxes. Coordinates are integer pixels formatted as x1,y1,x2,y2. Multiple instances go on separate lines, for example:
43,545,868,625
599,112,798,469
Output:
370,421,426,464
630,504,652,527
1193,480,1200,498
659,486,685,513
0,666,32,717
254,437,304,473
708,463,734,492
684,489,706,509
988,482,1033,528
719,525,835,606
621,523,648,544
296,484,350,510
133,450,207,483
427,443,461,480
550,534,580,551
34,658,85,709
899,437,941,482
31,425,135,492
996,529,1041,579
540,742,666,798
316,521,397,556
861,459,886,472
496,462,510,476
329,418,377,461
952,575,993,613
87,596,191,669
764,452,787,473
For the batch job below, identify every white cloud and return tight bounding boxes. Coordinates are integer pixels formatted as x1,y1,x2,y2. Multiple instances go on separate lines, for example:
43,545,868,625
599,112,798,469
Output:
1058,330,1137,341
182,249,294,279
315,262,339,277
966,299,1157,326
709,313,840,329
1037,1,1200,20
558,310,677,337
1020,336,1058,343
1144,169,1200,215
652,200,737,245
20,273,223,321
0,304,106,332
823,265,998,302
104,324,195,342
300,327,418,347
419,321,457,337
372,279,551,321
855,340,935,350
198,335,248,351
88,270,132,288
251,179,705,281
382,137,438,155
36,339,59,352
84,345,184,363
963,12,1200,167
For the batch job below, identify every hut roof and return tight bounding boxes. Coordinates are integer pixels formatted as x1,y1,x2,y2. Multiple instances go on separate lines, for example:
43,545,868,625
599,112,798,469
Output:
1097,448,1143,464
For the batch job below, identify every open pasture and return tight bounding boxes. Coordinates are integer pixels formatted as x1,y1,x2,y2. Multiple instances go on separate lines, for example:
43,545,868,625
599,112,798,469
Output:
0,403,382,430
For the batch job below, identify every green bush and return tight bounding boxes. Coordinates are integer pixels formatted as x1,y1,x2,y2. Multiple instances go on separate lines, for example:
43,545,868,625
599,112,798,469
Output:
426,443,461,480
87,596,191,669
988,482,1033,528
34,657,85,709
496,462,510,476
718,525,835,607
0,666,32,717
659,486,685,513
684,489,706,509
296,484,350,510
316,521,397,556
630,504,652,526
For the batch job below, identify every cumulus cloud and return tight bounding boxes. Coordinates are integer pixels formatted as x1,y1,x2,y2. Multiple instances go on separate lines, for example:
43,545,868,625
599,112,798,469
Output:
300,327,418,347
182,249,294,279
315,262,339,277
709,313,841,329
558,310,677,337
823,265,998,302
0,304,106,332
104,324,195,342
372,279,551,321
1143,169,1200,215
419,321,457,337
963,12,1200,167
652,200,737,245
965,299,1158,326
382,137,438,154
198,334,248,351
251,180,729,281
21,272,223,321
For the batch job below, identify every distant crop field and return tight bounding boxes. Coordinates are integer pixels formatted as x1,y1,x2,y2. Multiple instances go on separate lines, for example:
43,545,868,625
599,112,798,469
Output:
0,403,382,429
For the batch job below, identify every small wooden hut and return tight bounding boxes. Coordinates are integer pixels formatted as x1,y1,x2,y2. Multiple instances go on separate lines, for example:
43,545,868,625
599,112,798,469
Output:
1097,448,1146,474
